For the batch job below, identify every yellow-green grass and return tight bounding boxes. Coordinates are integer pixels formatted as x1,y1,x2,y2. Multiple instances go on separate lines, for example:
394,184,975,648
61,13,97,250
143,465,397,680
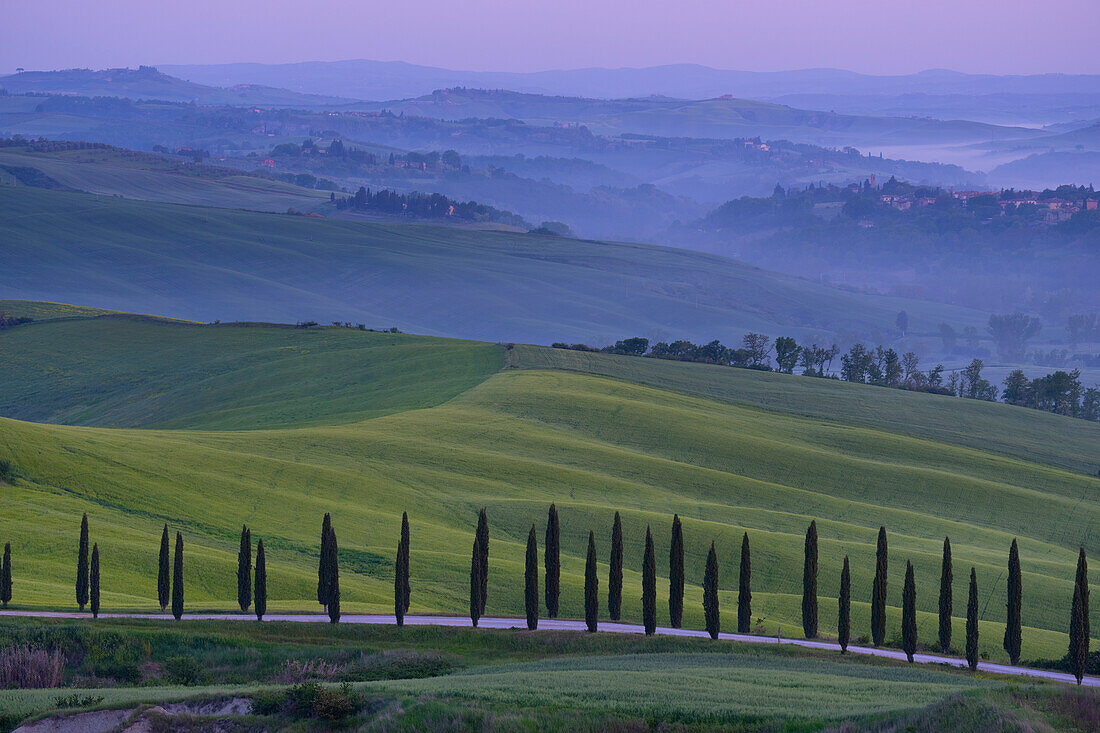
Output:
0,317,1097,665
0,300,129,321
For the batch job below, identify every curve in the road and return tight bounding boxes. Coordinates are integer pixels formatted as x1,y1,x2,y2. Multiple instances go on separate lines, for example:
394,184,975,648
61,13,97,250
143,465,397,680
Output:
2,610,1094,687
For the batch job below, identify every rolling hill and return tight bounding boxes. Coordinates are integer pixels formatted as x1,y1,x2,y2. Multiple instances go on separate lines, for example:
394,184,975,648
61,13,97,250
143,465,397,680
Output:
0,186,989,346
0,312,1096,666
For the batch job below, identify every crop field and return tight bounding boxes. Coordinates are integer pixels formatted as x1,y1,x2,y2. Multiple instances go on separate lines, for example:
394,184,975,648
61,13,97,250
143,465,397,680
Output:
0,313,1097,666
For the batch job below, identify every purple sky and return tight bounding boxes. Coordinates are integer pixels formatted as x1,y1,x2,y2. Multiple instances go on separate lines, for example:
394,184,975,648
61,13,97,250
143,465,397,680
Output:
4,0,1099,75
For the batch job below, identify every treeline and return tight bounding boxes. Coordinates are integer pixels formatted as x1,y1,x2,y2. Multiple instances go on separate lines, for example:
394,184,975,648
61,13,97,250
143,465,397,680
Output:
21,507,1094,684
552,334,1100,423
334,186,530,229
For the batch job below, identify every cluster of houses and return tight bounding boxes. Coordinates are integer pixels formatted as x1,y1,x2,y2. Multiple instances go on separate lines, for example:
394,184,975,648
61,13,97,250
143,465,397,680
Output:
879,188,1097,222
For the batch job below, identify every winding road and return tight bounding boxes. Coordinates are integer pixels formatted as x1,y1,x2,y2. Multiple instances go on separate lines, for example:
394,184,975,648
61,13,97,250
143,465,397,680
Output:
3,609,1096,687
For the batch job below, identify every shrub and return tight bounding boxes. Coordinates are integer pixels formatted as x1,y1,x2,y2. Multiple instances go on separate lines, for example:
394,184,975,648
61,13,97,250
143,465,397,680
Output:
313,683,358,720
249,690,285,716
53,693,104,708
0,459,12,483
164,655,207,685
0,645,66,688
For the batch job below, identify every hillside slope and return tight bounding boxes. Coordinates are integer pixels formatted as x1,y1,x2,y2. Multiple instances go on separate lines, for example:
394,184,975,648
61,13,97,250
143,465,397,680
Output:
0,187,988,346
0,315,1096,664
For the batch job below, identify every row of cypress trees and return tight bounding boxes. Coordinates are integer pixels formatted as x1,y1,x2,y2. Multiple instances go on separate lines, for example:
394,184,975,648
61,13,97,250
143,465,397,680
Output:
62,509,1092,683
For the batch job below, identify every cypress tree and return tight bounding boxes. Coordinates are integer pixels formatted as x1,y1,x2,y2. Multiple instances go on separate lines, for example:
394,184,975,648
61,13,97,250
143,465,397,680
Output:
871,526,888,646
966,567,979,671
545,503,560,618
395,511,410,626
158,524,170,612
608,512,623,620
90,543,100,619
0,542,11,607
737,532,752,634
476,508,489,615
254,539,266,621
669,514,684,628
642,525,656,635
237,525,251,612
1069,548,1089,685
317,514,332,610
469,535,481,628
1003,538,1022,665
838,555,851,653
76,513,89,611
585,531,598,633
171,531,184,620
802,520,818,638
902,560,917,662
326,523,340,624
938,537,953,653
525,524,539,630
703,541,719,639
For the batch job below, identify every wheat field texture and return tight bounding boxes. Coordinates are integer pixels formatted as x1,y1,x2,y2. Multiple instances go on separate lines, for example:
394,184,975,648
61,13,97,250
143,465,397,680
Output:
0,312,1097,663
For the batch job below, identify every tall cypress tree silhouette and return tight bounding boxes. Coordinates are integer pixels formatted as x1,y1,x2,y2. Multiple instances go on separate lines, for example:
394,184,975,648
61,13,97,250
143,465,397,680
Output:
738,533,751,633
158,524,170,612
0,542,11,607
871,526,888,646
902,560,917,662
254,539,267,622
802,520,818,639
326,522,340,624
90,543,100,620
608,512,623,620
669,514,684,628
476,509,489,615
469,534,481,628
525,524,539,630
171,532,184,620
1003,538,1022,664
703,541,719,640
938,537,953,653
642,526,656,635
545,504,560,618
1069,548,1089,685
237,525,251,612
838,555,851,653
317,513,332,610
395,512,411,626
966,567,979,671
584,531,598,633
76,513,89,611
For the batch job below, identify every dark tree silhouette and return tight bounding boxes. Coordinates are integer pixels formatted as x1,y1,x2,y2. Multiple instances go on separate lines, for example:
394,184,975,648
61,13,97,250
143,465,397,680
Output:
476,508,489,615
669,514,684,628
158,524,170,612
738,533,751,633
0,542,11,607
608,512,623,620
1069,548,1089,685
172,532,184,620
76,513,89,611
838,555,851,653
525,524,539,630
939,537,953,653
545,504,560,618
318,513,332,610
1004,538,1022,665
326,523,340,624
966,568,979,671
871,526,888,646
902,560,917,662
469,535,482,628
642,526,656,635
90,543,100,619
237,525,251,612
254,539,267,621
802,520,818,638
585,531,599,633
703,541,719,639
395,511,411,626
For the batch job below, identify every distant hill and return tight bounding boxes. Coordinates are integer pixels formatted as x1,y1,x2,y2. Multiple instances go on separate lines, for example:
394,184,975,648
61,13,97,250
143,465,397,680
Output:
0,186,987,345
160,59,1100,104
0,66,358,108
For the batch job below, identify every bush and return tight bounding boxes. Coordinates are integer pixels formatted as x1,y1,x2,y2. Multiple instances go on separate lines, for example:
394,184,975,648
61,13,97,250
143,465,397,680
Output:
249,690,285,716
164,655,207,685
0,459,12,483
313,683,358,720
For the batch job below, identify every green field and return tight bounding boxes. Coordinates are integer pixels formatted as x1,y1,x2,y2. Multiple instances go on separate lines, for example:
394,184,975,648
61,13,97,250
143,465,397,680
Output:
0,185,989,346
0,313,1097,669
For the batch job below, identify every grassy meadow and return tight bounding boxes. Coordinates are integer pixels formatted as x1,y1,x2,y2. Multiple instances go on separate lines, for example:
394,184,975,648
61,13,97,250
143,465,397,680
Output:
0,313,1097,669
